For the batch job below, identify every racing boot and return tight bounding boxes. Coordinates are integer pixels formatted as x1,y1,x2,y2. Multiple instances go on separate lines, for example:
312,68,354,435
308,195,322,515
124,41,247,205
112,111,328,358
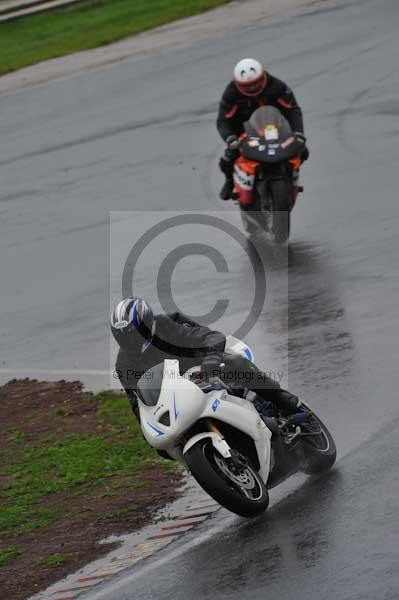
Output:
219,150,237,201
220,175,234,200
271,389,307,418
291,169,304,207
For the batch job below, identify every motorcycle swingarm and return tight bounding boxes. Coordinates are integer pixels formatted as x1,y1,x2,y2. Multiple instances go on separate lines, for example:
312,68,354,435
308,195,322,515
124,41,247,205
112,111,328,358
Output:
267,433,303,489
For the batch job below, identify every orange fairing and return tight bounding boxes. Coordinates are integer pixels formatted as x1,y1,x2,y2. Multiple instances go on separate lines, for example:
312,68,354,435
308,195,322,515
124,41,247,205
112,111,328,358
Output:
236,154,300,174
233,156,259,206
289,156,301,171
234,154,301,207
235,155,258,175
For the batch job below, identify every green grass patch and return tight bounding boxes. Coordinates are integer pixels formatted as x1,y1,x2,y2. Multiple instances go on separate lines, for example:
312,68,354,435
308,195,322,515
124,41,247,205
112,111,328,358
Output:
0,507,63,537
101,506,137,520
111,480,151,490
38,554,71,566
0,545,21,567
0,392,160,538
97,491,118,498
0,0,233,76
53,407,66,417
6,429,27,443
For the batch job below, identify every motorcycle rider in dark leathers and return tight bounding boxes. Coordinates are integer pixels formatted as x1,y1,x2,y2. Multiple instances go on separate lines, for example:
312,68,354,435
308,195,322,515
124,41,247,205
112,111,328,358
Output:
111,297,304,424
217,58,309,200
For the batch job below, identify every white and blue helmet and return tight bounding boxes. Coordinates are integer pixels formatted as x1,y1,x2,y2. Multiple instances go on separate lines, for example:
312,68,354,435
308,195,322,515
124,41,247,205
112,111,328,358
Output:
111,297,156,352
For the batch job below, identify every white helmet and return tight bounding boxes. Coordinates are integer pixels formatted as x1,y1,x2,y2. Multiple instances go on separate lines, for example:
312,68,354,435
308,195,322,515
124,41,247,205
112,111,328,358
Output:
233,58,267,97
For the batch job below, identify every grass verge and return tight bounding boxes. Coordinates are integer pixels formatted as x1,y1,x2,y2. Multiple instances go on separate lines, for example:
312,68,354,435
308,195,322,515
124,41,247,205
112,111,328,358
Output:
0,545,21,567
0,380,182,586
0,0,233,76
0,392,153,537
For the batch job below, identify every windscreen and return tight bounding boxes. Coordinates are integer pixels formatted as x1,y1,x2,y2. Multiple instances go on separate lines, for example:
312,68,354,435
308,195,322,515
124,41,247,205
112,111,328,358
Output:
245,105,293,138
136,362,164,406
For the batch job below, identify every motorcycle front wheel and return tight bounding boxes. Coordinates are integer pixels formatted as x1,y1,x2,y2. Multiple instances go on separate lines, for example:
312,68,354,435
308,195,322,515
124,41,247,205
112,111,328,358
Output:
185,439,269,517
239,206,262,236
268,178,291,244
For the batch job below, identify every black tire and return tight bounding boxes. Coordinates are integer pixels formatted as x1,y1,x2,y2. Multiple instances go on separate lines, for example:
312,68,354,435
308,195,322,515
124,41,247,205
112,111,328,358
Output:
240,206,260,236
269,178,291,244
300,407,337,475
185,438,269,518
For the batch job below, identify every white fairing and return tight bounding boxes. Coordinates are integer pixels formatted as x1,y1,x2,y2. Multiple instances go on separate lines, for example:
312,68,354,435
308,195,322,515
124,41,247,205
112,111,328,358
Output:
224,334,255,361
138,339,273,484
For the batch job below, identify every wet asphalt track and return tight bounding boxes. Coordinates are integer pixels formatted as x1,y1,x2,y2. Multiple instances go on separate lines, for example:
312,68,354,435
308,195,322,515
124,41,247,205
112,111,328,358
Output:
1,0,399,597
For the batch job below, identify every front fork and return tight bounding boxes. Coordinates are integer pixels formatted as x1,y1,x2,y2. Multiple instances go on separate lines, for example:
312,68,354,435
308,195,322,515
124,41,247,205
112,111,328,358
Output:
207,419,223,436
207,419,250,472
257,163,301,210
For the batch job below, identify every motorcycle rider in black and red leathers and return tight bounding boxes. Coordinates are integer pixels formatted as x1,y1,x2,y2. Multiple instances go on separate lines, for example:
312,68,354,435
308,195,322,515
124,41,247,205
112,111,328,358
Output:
217,58,309,200
111,297,304,425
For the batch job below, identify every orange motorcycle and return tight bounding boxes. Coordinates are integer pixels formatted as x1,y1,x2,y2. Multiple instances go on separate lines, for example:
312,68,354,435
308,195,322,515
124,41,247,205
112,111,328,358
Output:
233,106,305,244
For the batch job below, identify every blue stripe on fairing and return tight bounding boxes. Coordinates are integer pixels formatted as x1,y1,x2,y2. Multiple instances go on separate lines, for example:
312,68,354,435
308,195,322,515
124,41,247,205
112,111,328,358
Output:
147,422,165,437
173,393,179,420
244,347,253,362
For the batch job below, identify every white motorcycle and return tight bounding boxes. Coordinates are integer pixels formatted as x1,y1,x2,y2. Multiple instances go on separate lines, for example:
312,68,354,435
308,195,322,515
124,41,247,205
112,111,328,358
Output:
137,336,336,518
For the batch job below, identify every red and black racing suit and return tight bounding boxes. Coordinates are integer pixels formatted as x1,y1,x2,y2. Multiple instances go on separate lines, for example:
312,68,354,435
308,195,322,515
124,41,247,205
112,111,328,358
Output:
216,73,306,189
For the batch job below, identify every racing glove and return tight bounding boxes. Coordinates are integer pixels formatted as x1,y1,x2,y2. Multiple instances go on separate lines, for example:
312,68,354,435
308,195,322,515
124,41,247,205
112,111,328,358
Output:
200,357,222,380
294,132,309,162
226,134,240,150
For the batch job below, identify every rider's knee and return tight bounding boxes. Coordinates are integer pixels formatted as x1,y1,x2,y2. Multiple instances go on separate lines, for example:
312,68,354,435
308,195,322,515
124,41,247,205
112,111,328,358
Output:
219,149,238,174
219,156,233,175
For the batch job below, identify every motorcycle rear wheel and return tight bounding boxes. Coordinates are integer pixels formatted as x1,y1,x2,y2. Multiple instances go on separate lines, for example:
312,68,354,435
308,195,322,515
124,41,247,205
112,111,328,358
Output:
185,439,269,518
300,407,337,474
